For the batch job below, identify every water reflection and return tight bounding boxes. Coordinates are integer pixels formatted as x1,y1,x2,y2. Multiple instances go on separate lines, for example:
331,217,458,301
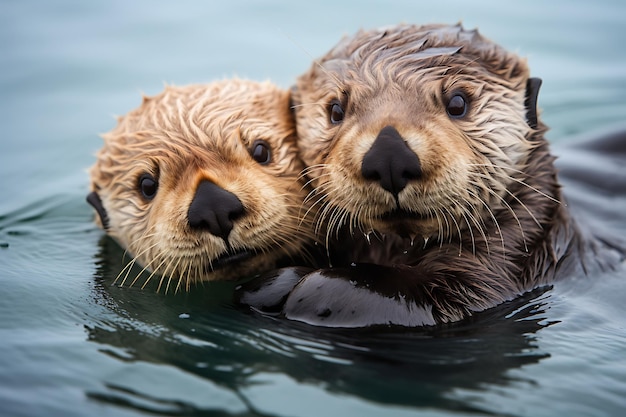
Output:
85,235,554,415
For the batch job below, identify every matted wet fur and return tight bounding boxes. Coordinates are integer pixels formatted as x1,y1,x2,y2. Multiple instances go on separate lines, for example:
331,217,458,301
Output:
88,79,316,291
237,23,622,327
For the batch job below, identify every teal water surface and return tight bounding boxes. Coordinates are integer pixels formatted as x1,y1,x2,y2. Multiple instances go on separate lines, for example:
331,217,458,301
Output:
1,1,626,416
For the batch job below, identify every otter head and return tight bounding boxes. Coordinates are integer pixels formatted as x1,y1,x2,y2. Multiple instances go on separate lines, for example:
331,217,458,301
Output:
293,23,543,242
88,80,315,289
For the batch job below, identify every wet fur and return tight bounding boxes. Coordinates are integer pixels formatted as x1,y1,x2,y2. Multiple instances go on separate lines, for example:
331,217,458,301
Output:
89,80,316,290
287,23,604,324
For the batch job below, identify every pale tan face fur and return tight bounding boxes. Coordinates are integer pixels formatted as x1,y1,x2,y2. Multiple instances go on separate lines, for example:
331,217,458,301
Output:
90,80,315,289
294,24,537,243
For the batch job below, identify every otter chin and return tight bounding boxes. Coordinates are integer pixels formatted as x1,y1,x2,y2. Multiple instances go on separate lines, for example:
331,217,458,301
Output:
237,23,624,327
88,79,316,291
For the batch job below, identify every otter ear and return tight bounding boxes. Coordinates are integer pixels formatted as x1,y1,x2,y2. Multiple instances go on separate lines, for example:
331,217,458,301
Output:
525,77,542,129
87,191,110,230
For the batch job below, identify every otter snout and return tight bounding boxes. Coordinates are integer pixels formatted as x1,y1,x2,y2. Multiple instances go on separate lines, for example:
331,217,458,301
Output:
361,125,422,196
187,180,245,241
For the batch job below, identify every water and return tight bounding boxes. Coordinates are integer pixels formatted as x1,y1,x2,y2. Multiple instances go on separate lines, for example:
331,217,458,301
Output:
1,1,626,416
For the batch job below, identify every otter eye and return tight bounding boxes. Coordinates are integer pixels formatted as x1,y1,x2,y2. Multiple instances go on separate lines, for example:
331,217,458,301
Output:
329,100,345,125
251,140,271,165
139,174,158,200
446,94,467,118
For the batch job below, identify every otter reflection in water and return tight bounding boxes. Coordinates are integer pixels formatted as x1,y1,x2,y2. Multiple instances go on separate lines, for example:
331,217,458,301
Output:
86,240,553,414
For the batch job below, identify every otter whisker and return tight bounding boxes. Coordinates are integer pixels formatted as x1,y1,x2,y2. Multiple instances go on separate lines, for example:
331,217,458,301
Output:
468,163,562,205
177,260,189,293
144,254,172,291
428,206,442,246
328,204,347,240
444,207,463,256
467,163,543,182
339,190,363,236
125,250,163,288
441,205,463,255
268,222,319,266
434,207,449,246
323,206,345,255
116,239,160,287
464,185,507,256
456,196,490,256
174,258,191,294
299,167,333,188
455,199,484,254
468,179,529,252
176,258,192,293
302,192,328,229
301,185,323,207
502,188,542,229
315,199,335,237
301,163,331,176
114,229,159,285
115,256,140,287
506,176,560,205
162,256,183,294
472,170,541,230
457,203,476,254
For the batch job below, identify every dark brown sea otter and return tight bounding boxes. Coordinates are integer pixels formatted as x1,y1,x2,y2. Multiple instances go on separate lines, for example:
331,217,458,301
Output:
237,23,624,327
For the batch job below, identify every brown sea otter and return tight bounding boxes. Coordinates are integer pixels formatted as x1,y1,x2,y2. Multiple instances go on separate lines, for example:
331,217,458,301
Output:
87,79,317,291
237,23,624,327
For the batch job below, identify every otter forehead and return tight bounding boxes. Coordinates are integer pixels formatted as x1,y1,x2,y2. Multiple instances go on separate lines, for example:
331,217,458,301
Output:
314,23,528,94
116,80,292,149
103,81,296,177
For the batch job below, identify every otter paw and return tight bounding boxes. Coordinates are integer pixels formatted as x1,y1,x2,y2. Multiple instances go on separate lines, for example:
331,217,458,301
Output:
283,266,437,328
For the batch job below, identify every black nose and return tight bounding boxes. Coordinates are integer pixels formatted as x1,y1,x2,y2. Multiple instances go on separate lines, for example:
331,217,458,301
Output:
361,125,422,196
187,180,245,241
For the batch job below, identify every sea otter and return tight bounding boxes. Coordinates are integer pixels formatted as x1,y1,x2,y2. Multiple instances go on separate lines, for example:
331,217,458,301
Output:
236,23,624,327
88,79,317,291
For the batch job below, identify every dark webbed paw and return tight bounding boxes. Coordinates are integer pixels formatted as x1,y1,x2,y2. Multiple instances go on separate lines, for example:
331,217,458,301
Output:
283,265,436,327
237,264,437,328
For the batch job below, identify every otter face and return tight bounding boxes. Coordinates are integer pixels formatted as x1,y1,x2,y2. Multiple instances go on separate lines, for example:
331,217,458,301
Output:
294,23,541,242
89,80,315,289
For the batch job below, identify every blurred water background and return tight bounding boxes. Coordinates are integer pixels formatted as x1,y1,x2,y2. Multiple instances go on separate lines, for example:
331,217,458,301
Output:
1,1,625,416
